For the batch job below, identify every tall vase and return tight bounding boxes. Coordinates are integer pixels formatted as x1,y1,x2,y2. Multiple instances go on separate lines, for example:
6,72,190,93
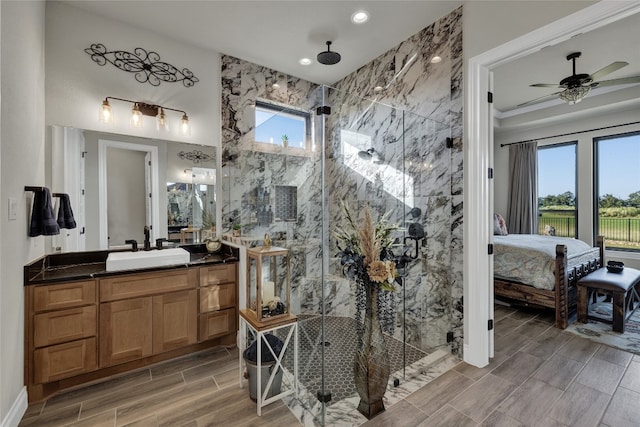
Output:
354,283,390,419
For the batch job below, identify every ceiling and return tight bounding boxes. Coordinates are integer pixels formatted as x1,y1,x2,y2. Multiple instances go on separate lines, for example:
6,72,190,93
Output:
60,1,640,133
493,10,640,133
60,0,463,86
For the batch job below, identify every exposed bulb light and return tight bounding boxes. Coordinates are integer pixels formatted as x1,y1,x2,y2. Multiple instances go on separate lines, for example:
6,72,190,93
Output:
299,58,312,66
272,83,280,89
373,85,384,93
98,96,190,137
351,10,369,24
99,98,113,124
430,55,442,64
180,113,191,136
130,103,143,128
156,108,169,132
559,86,591,104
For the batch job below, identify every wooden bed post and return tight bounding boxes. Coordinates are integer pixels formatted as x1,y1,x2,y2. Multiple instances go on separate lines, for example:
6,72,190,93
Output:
597,235,605,267
555,244,568,329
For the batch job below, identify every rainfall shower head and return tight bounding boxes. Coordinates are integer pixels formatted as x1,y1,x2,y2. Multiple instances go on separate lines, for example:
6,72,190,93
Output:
317,41,341,65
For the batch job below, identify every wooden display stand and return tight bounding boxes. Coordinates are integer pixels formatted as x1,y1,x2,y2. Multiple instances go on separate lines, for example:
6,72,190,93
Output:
239,309,297,416
180,227,201,243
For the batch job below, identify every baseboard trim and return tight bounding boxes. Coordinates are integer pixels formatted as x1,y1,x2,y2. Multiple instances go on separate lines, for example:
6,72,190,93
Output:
1,386,27,427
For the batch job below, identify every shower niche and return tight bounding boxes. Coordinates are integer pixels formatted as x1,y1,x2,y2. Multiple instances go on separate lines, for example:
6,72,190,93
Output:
274,185,297,222
247,185,298,226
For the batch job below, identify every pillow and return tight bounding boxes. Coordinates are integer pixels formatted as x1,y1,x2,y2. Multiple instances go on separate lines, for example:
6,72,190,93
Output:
493,213,508,235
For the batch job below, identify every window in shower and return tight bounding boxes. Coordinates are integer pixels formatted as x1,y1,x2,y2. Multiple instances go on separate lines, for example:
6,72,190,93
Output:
254,100,310,153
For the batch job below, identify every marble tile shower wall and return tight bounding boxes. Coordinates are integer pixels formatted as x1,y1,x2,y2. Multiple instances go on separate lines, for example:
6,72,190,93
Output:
220,6,463,354
329,6,463,354
221,55,326,317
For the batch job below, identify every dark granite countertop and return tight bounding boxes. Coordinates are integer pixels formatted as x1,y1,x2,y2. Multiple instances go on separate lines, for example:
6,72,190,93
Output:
24,244,239,285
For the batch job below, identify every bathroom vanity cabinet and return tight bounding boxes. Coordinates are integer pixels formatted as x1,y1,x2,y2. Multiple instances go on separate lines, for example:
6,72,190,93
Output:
24,246,238,403
29,280,98,384
198,263,237,342
99,268,199,366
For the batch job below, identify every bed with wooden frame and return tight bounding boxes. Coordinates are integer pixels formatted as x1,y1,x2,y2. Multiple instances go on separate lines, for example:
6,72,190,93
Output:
494,235,605,329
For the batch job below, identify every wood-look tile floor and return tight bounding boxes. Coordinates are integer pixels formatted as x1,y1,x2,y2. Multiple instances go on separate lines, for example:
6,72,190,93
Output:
20,306,640,426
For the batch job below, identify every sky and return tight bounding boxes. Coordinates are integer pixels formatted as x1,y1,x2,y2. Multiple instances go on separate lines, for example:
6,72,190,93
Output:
538,133,640,200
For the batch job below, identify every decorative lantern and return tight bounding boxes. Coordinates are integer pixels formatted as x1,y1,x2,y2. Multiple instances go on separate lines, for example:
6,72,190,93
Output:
245,245,291,323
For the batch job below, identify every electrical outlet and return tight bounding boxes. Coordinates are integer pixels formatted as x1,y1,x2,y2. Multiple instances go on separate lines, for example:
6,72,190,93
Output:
8,197,17,220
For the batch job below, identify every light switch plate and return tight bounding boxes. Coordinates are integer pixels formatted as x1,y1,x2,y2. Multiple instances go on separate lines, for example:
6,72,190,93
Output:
8,197,17,221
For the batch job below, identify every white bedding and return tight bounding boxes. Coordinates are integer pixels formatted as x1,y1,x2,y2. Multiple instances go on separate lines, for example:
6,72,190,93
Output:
493,234,600,290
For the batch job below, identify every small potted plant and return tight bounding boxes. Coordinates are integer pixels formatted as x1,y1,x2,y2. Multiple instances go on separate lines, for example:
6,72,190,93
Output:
281,134,289,148
232,223,242,237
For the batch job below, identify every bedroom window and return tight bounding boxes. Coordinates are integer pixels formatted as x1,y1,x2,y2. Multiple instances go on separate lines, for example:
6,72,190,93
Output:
537,141,577,238
594,131,640,251
254,100,310,152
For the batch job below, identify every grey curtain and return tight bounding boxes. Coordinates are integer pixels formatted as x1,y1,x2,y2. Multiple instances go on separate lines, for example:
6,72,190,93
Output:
507,141,538,234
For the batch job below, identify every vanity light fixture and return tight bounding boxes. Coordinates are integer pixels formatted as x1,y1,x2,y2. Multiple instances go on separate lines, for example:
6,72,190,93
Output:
99,96,190,136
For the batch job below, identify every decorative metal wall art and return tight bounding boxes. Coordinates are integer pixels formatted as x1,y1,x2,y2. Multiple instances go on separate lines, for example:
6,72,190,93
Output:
85,43,199,87
178,150,213,164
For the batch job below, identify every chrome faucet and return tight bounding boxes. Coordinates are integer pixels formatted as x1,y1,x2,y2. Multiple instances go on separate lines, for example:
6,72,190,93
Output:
143,226,151,251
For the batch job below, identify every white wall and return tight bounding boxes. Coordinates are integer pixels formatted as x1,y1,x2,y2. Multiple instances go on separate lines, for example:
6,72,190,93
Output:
45,1,221,148
1,1,46,425
495,107,640,268
463,1,597,60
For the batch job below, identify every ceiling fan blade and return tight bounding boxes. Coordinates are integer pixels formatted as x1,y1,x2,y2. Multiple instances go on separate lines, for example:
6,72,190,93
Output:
591,76,640,87
530,83,563,88
516,91,564,107
589,61,628,81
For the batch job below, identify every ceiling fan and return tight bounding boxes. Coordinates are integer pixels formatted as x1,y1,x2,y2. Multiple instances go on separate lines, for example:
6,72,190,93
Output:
518,51,640,107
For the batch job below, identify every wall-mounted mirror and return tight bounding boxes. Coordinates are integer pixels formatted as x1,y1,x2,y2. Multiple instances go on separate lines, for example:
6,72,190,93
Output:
47,126,218,253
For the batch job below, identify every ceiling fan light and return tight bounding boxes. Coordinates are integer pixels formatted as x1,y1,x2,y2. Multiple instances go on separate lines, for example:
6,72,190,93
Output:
559,86,591,104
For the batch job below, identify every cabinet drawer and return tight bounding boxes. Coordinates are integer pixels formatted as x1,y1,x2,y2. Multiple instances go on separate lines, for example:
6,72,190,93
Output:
33,337,97,383
33,280,96,312
199,308,236,342
199,264,236,286
100,269,197,302
34,305,96,348
199,283,235,313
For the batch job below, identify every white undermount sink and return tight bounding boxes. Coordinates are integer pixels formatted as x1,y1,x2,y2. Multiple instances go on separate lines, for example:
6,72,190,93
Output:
106,248,191,272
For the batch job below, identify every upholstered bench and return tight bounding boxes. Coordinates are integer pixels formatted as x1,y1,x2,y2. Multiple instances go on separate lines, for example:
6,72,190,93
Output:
577,267,640,332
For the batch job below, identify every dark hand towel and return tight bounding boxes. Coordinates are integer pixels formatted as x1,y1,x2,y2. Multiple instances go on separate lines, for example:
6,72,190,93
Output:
56,193,77,229
29,188,60,237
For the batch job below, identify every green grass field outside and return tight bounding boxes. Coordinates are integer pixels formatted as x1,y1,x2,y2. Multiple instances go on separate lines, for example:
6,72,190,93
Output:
539,210,640,250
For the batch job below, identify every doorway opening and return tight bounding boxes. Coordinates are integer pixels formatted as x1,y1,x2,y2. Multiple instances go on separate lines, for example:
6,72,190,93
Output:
98,139,160,249
464,1,640,367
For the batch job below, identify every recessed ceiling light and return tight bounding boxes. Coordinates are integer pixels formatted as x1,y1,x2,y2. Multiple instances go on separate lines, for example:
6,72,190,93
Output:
430,55,442,64
299,58,312,66
351,10,369,24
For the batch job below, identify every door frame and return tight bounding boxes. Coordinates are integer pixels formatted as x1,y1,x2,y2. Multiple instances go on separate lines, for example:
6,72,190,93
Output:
98,139,160,249
463,0,640,367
